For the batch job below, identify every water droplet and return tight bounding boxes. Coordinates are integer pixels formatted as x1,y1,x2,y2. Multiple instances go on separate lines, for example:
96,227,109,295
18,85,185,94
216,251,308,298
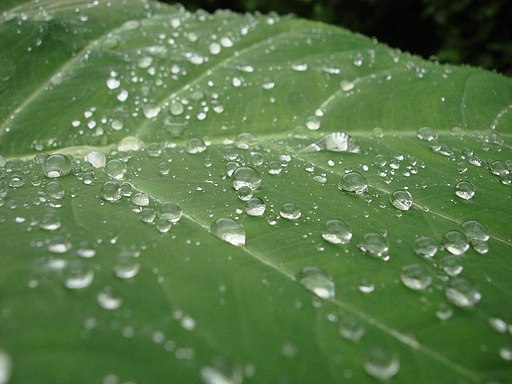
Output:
416,127,438,141
64,259,94,289
413,236,438,258
280,203,301,220
143,104,161,119
455,181,475,200
440,255,463,277
232,167,261,190
245,197,266,217
305,115,321,131
48,235,72,253
85,151,106,168
169,100,184,116
321,219,352,244
358,279,375,293
237,186,253,201
435,302,453,321
42,154,71,178
113,247,140,279
267,161,282,175
364,347,400,380
443,230,469,255
186,138,207,154
200,361,243,384
140,207,156,224
159,201,182,223
97,287,122,310
297,266,335,299
339,315,365,341
105,159,127,180
0,349,12,384
45,180,65,199
131,192,150,207
106,77,120,90
210,218,245,246
338,172,368,194
391,190,413,211
471,239,489,255
400,264,432,290
500,346,512,361
100,181,122,202
461,219,489,241
446,278,481,308
340,80,355,91
358,233,389,260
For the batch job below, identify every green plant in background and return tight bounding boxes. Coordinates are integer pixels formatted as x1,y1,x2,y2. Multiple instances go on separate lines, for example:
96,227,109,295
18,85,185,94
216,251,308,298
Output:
0,0,511,383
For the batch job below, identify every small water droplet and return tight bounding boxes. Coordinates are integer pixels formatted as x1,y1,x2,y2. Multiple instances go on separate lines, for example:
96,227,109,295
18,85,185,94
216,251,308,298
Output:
131,192,150,207
305,115,321,131
232,167,261,191
186,138,207,154
499,346,512,361
321,219,352,244
113,247,140,279
455,181,475,200
245,197,266,217
42,154,71,178
64,259,94,289
338,172,368,194
339,315,365,341
340,80,355,91
0,349,12,384
391,189,413,211
100,181,122,202
210,218,245,246
45,180,65,199
440,255,463,277
364,347,400,380
461,219,489,242
297,266,335,299
400,264,432,290
158,201,182,223
413,236,438,258
105,159,127,180
358,233,389,260
85,151,106,168
97,287,122,310
446,278,481,308
443,230,469,255
416,127,438,141
280,203,301,220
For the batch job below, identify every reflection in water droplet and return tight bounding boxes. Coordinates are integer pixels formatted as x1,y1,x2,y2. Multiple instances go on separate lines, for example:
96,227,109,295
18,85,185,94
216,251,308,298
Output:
338,172,368,194
232,167,261,191
364,347,400,380
413,236,437,258
339,315,365,341
0,349,12,384
455,181,475,200
446,278,481,308
500,346,512,361
131,192,149,207
358,233,389,260
321,219,352,244
42,154,71,178
246,197,266,217
443,230,469,255
210,218,245,246
200,361,243,384
297,266,335,299
390,190,413,211
400,264,432,290
280,203,301,220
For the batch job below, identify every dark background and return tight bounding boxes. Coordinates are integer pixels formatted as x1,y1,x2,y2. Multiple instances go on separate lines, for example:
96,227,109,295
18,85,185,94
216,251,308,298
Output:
163,0,512,76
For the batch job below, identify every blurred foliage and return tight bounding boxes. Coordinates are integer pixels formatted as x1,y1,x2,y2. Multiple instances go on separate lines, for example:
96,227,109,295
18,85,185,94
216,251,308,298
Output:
169,0,512,75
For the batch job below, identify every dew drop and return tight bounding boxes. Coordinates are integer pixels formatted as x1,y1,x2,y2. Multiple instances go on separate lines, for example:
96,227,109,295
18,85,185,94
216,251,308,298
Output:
237,186,253,201
443,230,469,255
339,315,365,341
280,203,301,220
105,159,127,180
390,190,413,211
338,172,368,194
159,201,182,223
42,154,71,178
455,181,475,200
461,219,489,241
400,264,432,290
210,218,245,246
232,166,261,191
364,347,400,380
440,255,463,277
445,278,481,308
245,197,266,217
131,192,150,207
169,100,184,116
297,266,335,299
321,219,352,244
358,233,389,260
186,138,207,154
85,151,106,168
416,127,438,141
413,236,438,258
100,181,122,202
45,180,65,199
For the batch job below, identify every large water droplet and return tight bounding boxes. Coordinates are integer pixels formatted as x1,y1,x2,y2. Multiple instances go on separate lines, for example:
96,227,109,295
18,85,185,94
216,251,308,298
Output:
280,203,301,220
322,219,352,244
413,236,438,258
364,347,400,380
443,230,469,255
232,167,261,191
338,172,368,194
297,266,335,299
42,154,71,178
358,233,389,260
210,218,245,246
445,278,481,308
339,315,365,341
455,181,475,200
390,190,413,211
400,264,432,290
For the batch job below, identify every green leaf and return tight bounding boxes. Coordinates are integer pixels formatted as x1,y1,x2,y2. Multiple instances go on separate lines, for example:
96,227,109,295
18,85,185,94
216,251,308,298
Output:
1,1,511,383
